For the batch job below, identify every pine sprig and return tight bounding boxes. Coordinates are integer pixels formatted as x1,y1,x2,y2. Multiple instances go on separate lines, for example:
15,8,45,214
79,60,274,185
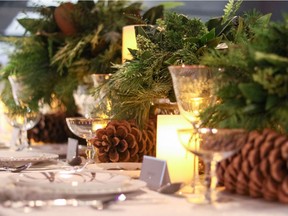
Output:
222,0,243,24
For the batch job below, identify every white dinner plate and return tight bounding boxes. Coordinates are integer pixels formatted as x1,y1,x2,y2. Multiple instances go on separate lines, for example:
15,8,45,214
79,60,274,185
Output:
0,150,59,167
12,171,146,197
31,144,67,157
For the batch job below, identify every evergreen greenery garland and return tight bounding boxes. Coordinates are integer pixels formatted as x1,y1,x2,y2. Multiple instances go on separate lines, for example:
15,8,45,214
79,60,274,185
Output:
201,13,288,133
0,0,164,114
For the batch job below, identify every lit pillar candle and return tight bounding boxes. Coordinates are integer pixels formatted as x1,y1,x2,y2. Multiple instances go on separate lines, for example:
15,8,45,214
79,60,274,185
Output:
122,25,138,63
156,115,196,184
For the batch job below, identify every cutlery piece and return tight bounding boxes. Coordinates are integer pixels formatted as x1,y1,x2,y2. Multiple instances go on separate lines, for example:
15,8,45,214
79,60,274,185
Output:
0,163,32,173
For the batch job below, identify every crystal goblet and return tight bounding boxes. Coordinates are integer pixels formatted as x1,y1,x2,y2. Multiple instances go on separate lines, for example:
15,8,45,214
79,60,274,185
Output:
73,74,112,119
4,110,41,150
178,128,248,204
65,117,110,164
8,75,40,151
169,65,218,193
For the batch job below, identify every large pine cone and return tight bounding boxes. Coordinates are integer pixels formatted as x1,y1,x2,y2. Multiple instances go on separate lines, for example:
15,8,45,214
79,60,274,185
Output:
217,129,288,204
91,119,156,162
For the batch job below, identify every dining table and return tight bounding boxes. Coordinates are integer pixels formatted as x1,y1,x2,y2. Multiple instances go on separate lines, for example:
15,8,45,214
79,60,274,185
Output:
0,144,287,216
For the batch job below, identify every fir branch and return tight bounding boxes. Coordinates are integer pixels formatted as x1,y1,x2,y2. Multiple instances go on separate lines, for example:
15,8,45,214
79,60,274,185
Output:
51,35,93,75
222,0,243,24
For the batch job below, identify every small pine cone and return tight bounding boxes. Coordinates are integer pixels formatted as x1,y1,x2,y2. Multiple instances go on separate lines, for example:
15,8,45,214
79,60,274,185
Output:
92,119,156,163
217,129,288,203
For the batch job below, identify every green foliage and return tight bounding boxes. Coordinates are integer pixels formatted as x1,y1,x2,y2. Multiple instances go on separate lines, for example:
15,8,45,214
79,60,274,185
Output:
96,9,230,126
0,0,164,114
201,13,288,134
222,0,243,24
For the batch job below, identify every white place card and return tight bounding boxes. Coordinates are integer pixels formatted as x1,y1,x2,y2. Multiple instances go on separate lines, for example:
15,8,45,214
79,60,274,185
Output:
139,155,170,190
66,138,79,162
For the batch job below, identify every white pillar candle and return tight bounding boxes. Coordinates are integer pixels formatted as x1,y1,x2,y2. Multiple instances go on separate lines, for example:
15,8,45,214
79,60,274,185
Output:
156,115,197,184
122,25,138,63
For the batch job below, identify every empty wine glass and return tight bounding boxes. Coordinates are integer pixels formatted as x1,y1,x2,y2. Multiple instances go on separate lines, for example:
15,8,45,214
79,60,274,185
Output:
178,128,248,204
66,117,110,165
169,65,218,194
7,75,40,151
169,65,217,129
4,110,41,150
73,74,112,119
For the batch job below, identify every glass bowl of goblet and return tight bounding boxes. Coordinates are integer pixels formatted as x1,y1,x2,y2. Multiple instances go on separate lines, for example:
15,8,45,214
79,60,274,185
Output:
6,75,41,151
65,117,110,163
177,128,248,204
4,110,41,150
169,65,219,194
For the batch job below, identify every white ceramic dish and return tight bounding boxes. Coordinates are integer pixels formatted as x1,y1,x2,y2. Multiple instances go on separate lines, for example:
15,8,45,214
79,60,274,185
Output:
0,150,59,167
31,144,67,157
12,171,146,196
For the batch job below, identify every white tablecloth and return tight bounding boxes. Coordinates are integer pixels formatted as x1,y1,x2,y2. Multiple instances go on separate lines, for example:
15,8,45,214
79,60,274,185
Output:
0,171,287,216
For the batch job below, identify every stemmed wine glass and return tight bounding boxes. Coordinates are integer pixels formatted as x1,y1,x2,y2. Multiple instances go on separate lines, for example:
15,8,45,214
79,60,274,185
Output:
7,75,41,151
169,65,218,194
178,128,248,204
65,117,110,165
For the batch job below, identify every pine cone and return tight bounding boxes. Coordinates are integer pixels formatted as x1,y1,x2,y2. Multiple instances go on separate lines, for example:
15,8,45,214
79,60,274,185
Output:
28,112,84,144
218,129,288,203
91,119,156,162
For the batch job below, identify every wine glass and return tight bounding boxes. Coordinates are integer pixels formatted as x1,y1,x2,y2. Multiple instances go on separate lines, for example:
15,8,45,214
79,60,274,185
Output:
178,128,248,204
73,74,112,119
65,117,110,165
168,65,218,193
4,110,41,150
7,75,40,151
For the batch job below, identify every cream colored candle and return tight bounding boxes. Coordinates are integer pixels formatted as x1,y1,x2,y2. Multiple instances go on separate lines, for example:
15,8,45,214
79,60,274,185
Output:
122,25,138,63
156,115,197,184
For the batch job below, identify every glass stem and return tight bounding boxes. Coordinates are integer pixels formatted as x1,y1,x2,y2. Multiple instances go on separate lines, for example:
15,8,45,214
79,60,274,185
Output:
19,128,29,149
204,160,218,203
85,139,95,162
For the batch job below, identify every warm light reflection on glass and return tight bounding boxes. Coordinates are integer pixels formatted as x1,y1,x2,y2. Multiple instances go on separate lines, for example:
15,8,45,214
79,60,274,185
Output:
92,122,107,131
118,193,127,202
53,199,68,206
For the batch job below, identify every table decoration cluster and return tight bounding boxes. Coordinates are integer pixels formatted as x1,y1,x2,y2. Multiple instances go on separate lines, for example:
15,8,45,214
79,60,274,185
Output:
0,0,286,213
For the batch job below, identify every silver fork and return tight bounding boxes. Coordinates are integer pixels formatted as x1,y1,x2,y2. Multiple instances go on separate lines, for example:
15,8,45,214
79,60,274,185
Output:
0,163,32,173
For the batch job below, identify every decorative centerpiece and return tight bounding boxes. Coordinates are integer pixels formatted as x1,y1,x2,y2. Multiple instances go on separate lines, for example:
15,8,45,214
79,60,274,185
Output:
0,0,164,143
92,0,288,203
90,8,225,162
